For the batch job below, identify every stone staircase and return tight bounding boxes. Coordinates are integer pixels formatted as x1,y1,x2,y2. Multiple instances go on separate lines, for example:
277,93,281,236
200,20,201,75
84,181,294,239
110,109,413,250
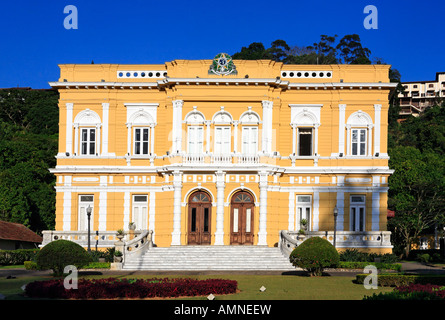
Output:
122,246,295,271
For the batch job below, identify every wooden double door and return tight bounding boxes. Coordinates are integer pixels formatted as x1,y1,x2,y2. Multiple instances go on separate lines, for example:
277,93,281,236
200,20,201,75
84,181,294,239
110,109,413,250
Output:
230,191,255,245
187,191,212,245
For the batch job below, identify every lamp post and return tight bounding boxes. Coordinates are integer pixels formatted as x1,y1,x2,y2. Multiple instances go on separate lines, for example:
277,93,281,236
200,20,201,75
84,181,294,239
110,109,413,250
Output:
333,205,338,248
86,205,92,253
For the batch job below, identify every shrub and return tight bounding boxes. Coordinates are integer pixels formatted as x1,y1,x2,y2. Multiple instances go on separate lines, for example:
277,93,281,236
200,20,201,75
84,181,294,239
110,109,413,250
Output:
355,274,445,287
339,249,399,263
364,284,445,300
289,237,339,276
25,277,238,299
35,240,92,276
417,253,431,263
24,261,38,270
338,261,402,272
0,249,39,266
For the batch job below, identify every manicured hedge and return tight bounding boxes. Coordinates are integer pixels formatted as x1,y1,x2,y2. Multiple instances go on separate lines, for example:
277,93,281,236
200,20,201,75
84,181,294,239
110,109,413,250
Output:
338,261,402,272
0,249,39,266
355,273,445,287
24,277,238,299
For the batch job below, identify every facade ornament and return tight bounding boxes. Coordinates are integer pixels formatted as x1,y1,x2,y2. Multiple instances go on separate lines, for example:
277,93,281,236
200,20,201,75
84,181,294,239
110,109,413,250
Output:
208,53,237,76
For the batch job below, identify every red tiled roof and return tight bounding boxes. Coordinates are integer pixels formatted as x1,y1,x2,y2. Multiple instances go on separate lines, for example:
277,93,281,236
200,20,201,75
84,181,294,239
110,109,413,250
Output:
0,220,43,243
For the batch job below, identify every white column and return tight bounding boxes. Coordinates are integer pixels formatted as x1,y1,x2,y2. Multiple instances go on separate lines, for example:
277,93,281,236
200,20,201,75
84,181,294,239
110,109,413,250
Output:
126,123,132,155
123,192,130,230
65,103,73,155
367,124,373,156
149,191,156,243
312,190,320,231
233,121,239,153
171,171,182,245
314,124,320,156
150,124,155,155
63,191,72,231
372,191,380,231
291,124,297,155
373,104,381,155
101,103,109,155
74,124,79,155
172,100,183,153
288,191,295,231
258,171,268,245
98,176,107,231
96,124,101,156
261,100,273,154
214,170,225,245
338,104,346,156
336,176,345,231
205,120,211,153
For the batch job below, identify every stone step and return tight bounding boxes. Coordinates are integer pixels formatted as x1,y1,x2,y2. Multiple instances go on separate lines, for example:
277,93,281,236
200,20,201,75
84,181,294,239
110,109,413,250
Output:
122,246,294,271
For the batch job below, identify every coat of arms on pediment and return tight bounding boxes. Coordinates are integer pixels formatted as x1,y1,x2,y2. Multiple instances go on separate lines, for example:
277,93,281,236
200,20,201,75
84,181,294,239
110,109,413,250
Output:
208,53,237,76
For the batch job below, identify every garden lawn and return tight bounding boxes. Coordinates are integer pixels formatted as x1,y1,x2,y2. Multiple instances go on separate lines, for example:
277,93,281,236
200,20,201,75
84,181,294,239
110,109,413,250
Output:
0,274,392,300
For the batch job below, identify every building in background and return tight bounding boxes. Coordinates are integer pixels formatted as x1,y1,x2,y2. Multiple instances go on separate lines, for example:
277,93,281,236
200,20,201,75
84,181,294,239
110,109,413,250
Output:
398,72,445,118
44,55,396,254
0,220,42,250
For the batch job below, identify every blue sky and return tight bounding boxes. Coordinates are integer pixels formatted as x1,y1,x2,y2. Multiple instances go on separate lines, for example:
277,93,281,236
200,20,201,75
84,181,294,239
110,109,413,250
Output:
0,0,443,88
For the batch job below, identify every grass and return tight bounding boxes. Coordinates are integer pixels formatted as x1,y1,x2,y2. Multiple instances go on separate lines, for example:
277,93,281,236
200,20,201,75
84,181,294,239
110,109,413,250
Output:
0,272,393,300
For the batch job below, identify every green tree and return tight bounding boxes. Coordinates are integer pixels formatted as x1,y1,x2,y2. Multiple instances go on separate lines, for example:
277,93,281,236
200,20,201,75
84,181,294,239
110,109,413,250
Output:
336,34,371,64
232,42,268,60
0,89,58,233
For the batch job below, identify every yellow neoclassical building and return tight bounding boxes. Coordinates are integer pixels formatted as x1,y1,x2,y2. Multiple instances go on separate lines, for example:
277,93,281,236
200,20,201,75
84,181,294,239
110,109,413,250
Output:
45,54,395,254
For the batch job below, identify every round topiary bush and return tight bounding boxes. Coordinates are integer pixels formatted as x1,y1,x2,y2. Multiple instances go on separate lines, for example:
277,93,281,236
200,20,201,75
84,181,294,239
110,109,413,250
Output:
289,236,340,276
36,240,92,276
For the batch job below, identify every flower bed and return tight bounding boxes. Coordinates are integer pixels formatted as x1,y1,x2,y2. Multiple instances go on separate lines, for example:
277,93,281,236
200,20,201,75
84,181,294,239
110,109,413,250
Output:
355,273,445,287
24,277,238,299
364,283,445,300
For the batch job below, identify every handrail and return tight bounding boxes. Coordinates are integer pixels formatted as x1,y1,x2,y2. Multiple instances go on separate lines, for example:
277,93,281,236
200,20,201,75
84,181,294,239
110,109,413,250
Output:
279,230,298,257
123,230,153,262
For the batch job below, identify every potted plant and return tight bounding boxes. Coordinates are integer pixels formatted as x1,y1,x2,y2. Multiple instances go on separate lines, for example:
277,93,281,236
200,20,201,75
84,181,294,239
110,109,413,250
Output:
116,229,124,241
114,250,123,262
128,222,136,231
300,219,308,231
298,228,306,240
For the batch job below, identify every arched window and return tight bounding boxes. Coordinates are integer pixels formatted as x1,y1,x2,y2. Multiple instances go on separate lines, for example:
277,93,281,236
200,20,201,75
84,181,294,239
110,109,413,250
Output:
73,109,102,156
239,107,261,155
184,106,206,154
126,109,156,156
212,107,233,154
346,111,373,156
291,108,320,156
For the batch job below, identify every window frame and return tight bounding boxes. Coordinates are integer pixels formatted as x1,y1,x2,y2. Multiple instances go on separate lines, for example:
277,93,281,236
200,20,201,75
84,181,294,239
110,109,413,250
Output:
78,195,94,231
350,195,366,232
214,126,231,154
80,127,97,156
241,125,258,155
187,125,204,154
350,128,367,156
133,126,150,156
132,194,148,230
296,195,312,231
297,127,314,156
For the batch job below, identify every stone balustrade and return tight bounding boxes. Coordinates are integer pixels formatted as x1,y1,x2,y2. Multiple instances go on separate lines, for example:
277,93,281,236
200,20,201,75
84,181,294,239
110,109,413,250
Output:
182,153,261,165
41,230,142,248
279,230,393,256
